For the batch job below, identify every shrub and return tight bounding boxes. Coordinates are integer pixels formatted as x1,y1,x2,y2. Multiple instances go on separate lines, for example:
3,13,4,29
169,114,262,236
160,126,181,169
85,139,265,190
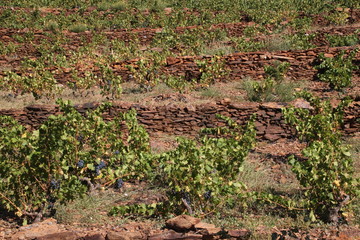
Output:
157,115,256,215
327,34,360,47
195,56,229,88
0,100,152,223
110,115,256,217
283,91,359,223
69,24,88,33
315,49,358,90
44,20,59,32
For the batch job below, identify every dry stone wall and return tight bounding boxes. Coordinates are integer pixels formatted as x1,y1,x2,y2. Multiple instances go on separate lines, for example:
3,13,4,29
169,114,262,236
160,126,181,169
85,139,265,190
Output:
1,100,359,141
111,46,360,82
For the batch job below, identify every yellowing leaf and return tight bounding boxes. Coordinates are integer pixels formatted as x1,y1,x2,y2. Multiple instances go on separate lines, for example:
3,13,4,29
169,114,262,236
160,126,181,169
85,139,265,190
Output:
333,180,341,187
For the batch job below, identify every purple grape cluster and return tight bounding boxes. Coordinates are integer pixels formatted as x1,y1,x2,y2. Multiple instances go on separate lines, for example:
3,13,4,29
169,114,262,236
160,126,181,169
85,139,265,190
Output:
47,196,57,209
168,190,192,205
50,179,60,189
94,161,106,176
77,135,84,143
182,192,191,205
114,150,120,155
204,190,212,200
115,179,124,189
77,159,85,168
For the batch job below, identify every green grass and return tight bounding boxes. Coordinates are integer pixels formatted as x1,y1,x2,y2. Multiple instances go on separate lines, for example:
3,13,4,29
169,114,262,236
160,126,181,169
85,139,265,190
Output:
69,23,88,33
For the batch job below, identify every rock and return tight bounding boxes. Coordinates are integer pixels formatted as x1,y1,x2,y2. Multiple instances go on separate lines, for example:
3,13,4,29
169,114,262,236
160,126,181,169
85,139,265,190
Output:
220,98,231,105
35,231,79,240
165,215,201,232
265,125,284,134
148,230,202,240
83,233,106,240
264,133,281,142
272,55,294,60
195,222,222,237
324,53,334,58
164,8,172,14
194,222,221,236
291,98,312,109
11,218,59,240
194,222,216,229
166,57,181,65
227,229,251,239
106,231,143,240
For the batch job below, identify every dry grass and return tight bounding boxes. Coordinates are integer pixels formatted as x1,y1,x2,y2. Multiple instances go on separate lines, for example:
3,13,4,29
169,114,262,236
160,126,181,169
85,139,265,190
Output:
0,80,247,109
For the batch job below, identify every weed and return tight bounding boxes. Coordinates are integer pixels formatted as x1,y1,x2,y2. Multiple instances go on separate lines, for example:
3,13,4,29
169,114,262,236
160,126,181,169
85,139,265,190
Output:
243,62,297,102
69,24,88,33
44,20,60,32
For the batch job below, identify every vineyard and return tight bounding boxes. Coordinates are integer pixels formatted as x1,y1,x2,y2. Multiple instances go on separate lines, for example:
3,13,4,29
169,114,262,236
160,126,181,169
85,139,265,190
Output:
0,0,360,239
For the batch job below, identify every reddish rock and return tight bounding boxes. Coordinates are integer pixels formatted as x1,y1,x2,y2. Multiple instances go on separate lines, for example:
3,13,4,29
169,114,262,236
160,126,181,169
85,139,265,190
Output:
35,231,79,240
165,215,201,232
227,229,251,239
266,125,284,134
324,53,334,58
11,218,59,240
264,134,281,141
166,57,181,65
148,230,202,240
83,233,106,240
106,231,143,240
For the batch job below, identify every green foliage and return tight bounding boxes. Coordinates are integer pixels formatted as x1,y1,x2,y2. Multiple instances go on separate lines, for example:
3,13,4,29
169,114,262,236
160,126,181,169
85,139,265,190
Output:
327,33,360,47
315,49,358,90
69,24,88,33
44,20,60,32
1,68,61,100
164,75,192,93
127,57,163,92
265,33,316,51
152,27,228,56
0,100,152,222
264,61,291,82
157,115,256,215
97,64,123,98
231,37,264,52
325,9,349,25
195,56,229,88
0,42,18,55
283,91,359,223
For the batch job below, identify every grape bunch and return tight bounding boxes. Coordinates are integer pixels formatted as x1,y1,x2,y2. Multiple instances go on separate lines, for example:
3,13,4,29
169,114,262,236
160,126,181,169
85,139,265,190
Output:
182,191,191,205
204,190,212,200
115,179,124,189
76,135,84,144
94,161,106,176
77,159,85,168
47,196,57,209
114,150,120,155
50,179,60,189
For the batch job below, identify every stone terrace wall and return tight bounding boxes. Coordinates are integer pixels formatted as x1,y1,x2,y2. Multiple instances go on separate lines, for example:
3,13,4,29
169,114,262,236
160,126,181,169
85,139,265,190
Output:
109,46,360,83
1,100,359,141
